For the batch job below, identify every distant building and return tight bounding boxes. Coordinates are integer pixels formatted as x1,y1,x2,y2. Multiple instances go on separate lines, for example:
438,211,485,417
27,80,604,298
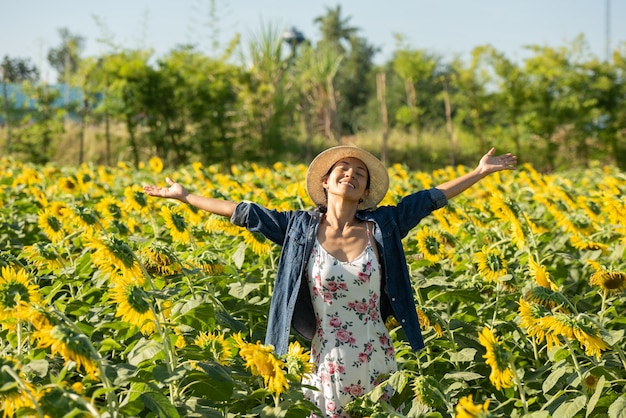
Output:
0,82,90,122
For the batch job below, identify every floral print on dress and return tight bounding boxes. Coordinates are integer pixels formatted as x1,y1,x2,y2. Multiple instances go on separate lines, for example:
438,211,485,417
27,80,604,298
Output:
302,223,398,418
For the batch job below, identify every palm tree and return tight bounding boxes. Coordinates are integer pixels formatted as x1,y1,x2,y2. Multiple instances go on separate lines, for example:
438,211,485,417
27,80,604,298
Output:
314,5,358,54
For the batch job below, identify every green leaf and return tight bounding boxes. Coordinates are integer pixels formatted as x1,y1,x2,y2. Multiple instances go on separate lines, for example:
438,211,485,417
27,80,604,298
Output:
429,289,484,303
22,359,49,378
443,371,483,381
228,281,263,299
140,391,181,418
232,242,246,269
127,338,165,367
542,364,567,393
586,375,605,417
99,337,123,353
181,362,234,401
608,395,626,418
176,303,216,332
523,412,550,418
448,348,477,362
553,395,586,418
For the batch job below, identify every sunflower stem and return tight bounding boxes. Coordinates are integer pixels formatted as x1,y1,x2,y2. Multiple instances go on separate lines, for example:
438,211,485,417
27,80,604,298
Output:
52,308,119,417
491,281,500,328
135,254,179,404
615,345,626,371
565,339,585,388
599,289,607,322
2,365,45,418
510,359,528,415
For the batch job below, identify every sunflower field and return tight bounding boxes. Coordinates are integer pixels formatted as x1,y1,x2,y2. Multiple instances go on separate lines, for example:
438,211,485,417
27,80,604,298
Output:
0,155,624,418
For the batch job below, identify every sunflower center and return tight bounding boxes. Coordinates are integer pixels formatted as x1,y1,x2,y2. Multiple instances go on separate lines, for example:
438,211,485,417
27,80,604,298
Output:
132,191,148,208
50,325,93,357
125,285,151,314
169,212,187,232
424,236,440,255
107,239,136,268
46,216,63,232
107,203,122,219
0,282,30,308
485,253,504,272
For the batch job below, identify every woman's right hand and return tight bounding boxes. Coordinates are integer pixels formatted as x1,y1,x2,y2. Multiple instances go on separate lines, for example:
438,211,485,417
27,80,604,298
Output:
143,177,189,202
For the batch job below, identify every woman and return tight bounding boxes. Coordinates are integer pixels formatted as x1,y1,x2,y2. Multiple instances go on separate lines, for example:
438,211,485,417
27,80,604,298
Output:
143,145,517,417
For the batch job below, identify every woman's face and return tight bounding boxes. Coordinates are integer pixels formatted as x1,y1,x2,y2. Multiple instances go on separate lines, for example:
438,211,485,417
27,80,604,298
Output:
322,157,370,205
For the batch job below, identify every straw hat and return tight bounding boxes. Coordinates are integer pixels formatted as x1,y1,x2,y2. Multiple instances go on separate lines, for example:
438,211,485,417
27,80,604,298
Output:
306,146,389,210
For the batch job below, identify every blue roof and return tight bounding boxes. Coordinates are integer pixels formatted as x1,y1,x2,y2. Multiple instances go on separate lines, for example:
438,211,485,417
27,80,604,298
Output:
2,82,85,109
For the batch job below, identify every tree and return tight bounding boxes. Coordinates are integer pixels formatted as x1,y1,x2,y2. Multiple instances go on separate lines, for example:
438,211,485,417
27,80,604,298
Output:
523,40,587,170
485,47,529,156
241,22,295,162
314,5,358,54
314,6,377,136
47,28,85,83
392,44,437,168
1,56,39,153
293,43,343,146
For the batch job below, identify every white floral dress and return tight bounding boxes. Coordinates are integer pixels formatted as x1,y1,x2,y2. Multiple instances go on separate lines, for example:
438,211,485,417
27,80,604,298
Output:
302,223,397,418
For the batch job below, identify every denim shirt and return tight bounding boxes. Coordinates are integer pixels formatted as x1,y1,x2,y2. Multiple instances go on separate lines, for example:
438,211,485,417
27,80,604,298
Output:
230,188,448,355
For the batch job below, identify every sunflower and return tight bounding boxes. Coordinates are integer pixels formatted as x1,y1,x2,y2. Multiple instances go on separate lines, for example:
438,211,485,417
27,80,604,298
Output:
85,236,143,277
525,287,570,311
477,327,515,391
412,375,445,408
95,196,125,227
241,230,272,257
284,341,313,379
194,332,233,365
108,272,156,335
416,227,448,263
61,204,101,234
37,208,66,243
57,176,79,194
517,298,562,351
0,250,21,268
124,185,149,215
140,243,181,276
583,373,599,394
474,246,508,283
0,357,37,418
0,266,42,327
34,324,98,376
417,307,444,337
235,335,288,395
590,270,626,292
528,256,558,291
205,217,242,236
569,234,608,252
148,156,164,174
455,395,493,418
190,251,225,275
21,242,65,271
573,326,608,359
161,205,192,244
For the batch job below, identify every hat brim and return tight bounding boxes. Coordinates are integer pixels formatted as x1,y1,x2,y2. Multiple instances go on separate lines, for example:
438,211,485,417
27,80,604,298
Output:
306,146,389,210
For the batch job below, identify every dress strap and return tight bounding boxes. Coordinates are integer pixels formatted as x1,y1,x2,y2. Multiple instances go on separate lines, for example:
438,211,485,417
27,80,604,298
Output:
365,222,372,247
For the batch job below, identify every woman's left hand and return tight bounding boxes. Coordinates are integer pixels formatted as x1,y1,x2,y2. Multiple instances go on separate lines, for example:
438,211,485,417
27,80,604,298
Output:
478,147,518,175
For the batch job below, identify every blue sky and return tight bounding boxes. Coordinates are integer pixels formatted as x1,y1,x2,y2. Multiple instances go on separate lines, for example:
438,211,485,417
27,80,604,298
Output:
2,0,624,81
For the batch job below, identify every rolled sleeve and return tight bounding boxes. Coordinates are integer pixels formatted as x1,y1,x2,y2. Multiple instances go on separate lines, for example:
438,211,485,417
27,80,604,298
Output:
428,188,448,209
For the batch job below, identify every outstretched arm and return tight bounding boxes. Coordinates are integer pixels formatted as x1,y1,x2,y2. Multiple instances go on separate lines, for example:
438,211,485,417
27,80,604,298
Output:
435,148,517,200
143,177,237,218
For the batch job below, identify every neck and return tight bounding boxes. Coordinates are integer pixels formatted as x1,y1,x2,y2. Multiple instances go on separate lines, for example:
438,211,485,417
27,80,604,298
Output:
323,201,359,230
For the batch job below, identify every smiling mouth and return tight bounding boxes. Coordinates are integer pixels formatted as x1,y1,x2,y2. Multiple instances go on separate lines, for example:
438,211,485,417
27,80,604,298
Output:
339,181,355,189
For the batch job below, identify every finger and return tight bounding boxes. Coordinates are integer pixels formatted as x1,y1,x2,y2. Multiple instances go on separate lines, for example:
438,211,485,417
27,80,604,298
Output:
166,177,174,186
487,147,496,156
